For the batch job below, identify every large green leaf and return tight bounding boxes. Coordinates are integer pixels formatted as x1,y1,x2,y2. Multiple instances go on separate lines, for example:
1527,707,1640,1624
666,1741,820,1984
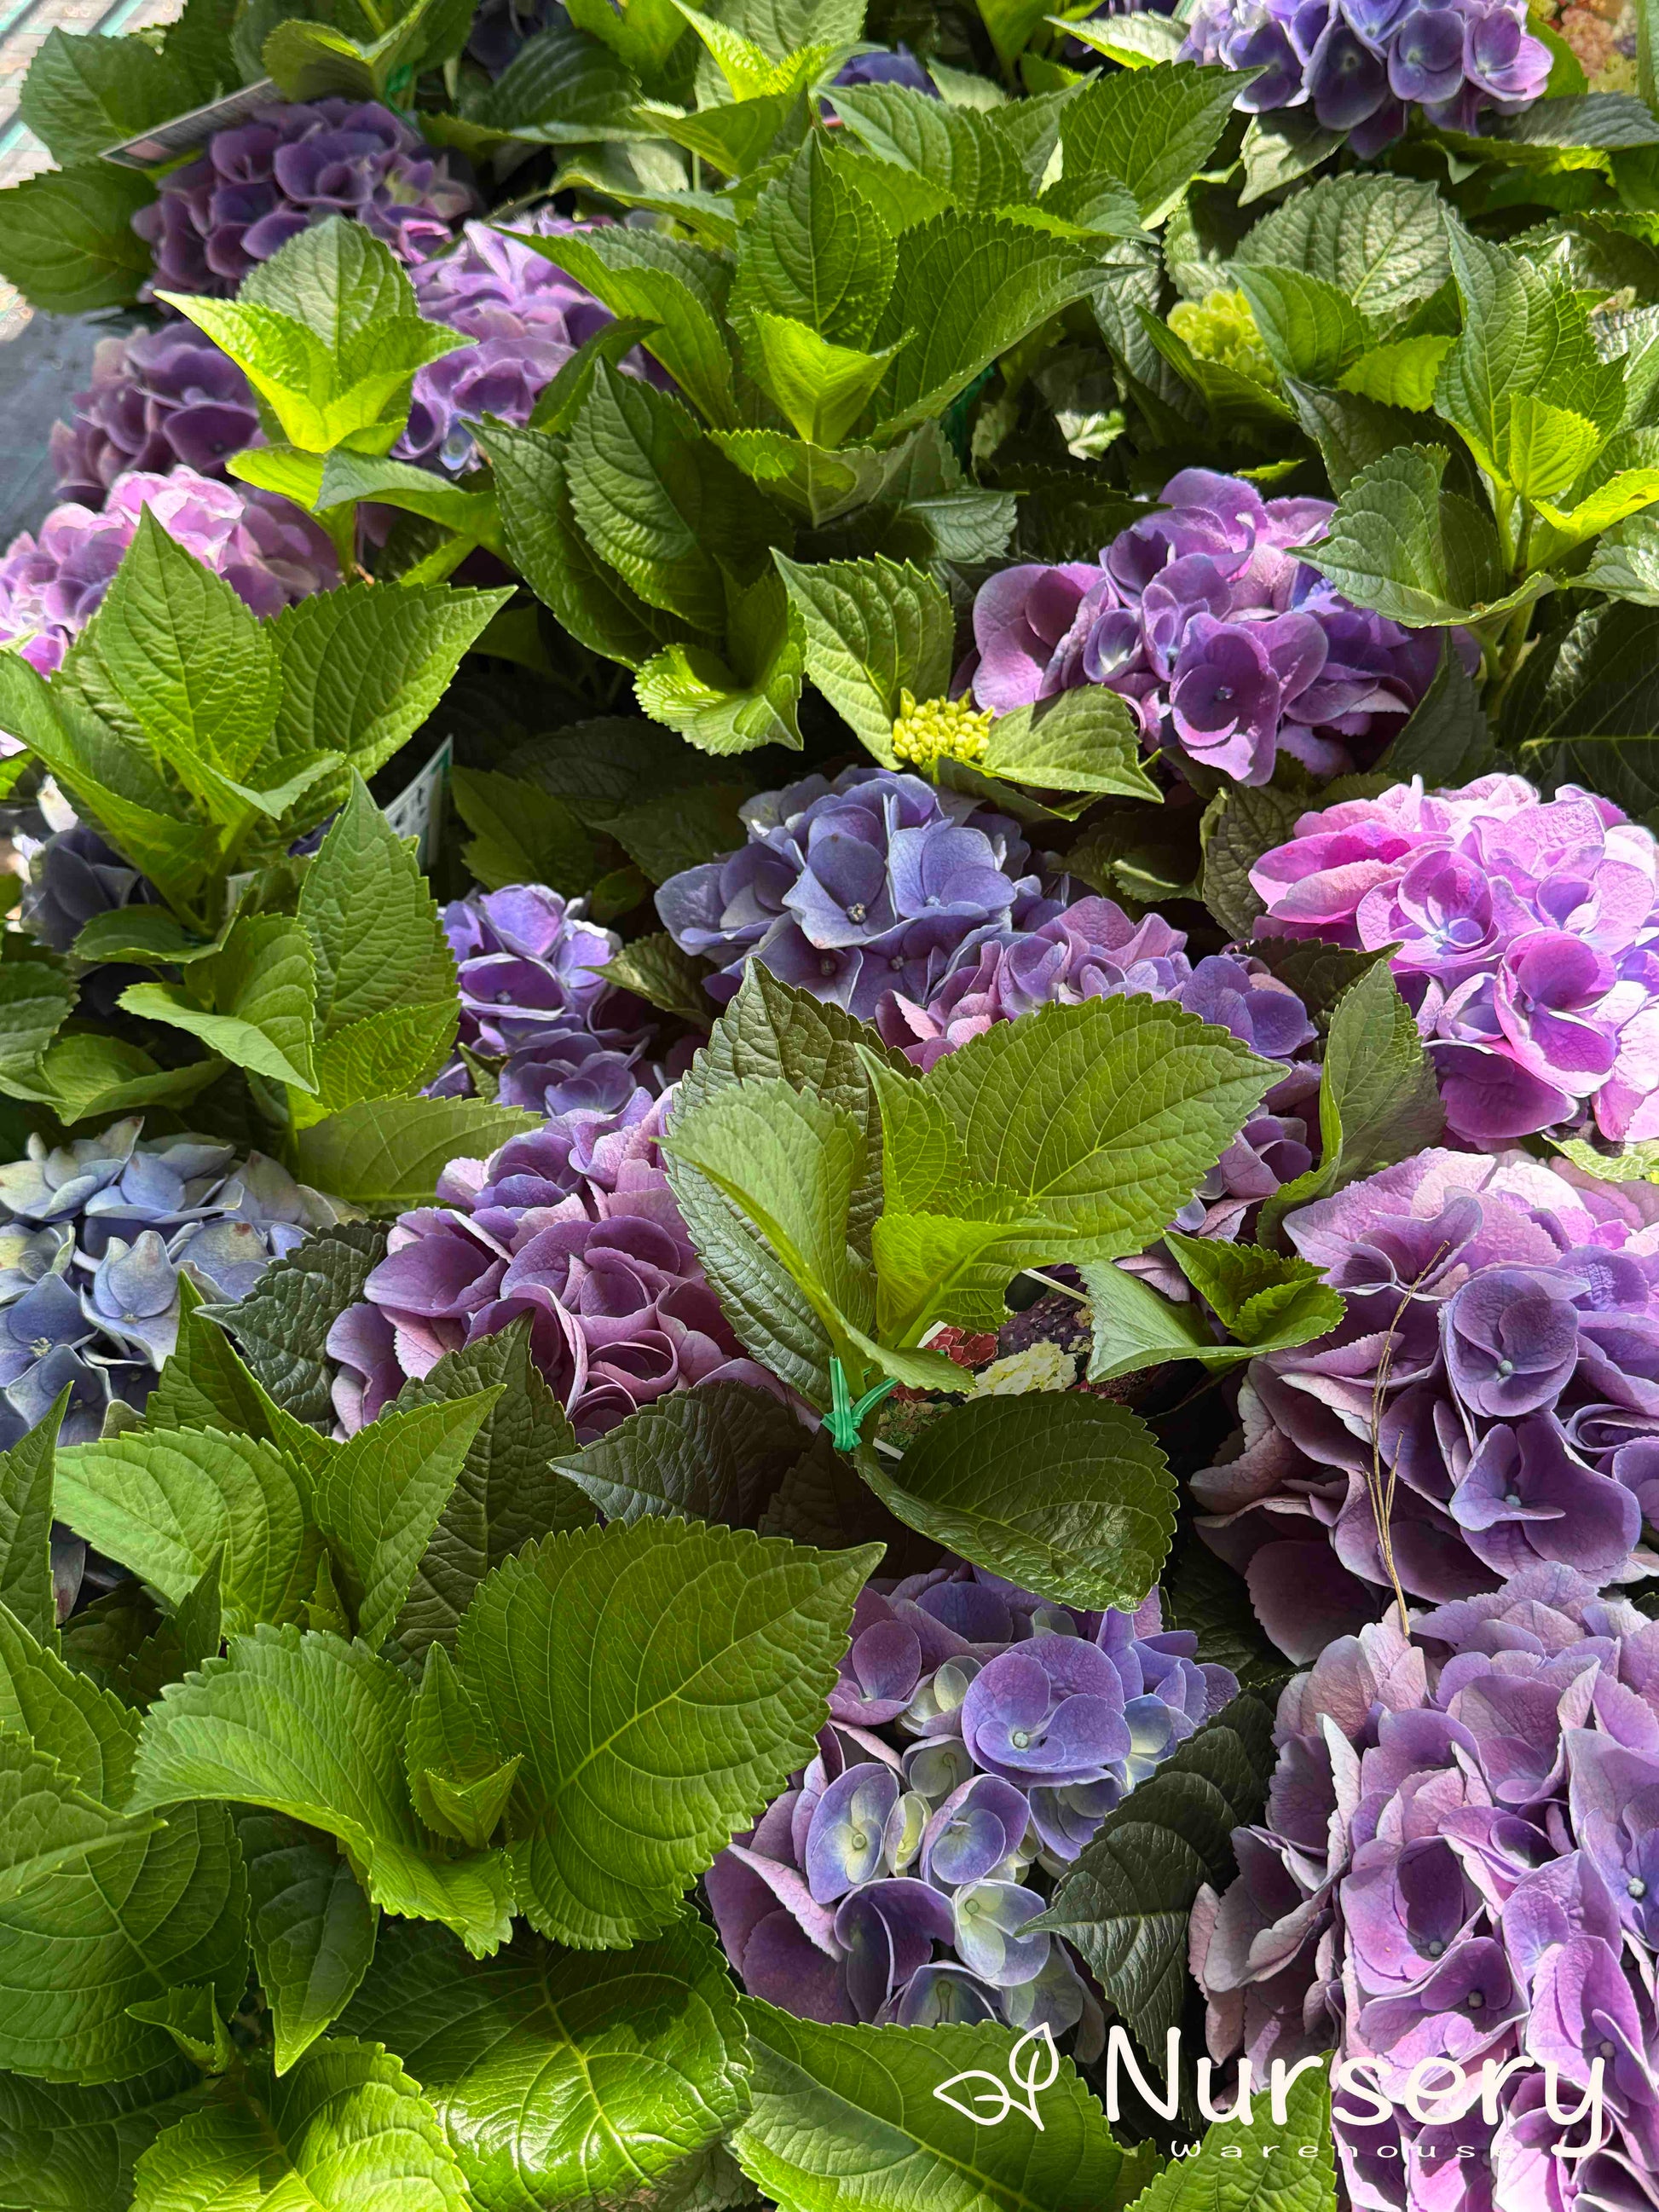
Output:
517,225,737,426
809,88,1025,223
390,1328,590,1661
0,1395,66,1649
238,1811,379,2076
1049,62,1251,227
55,1427,318,1637
130,1626,513,1958
269,583,510,780
858,1393,1176,1610
131,2036,470,2211
341,1911,751,2211
0,1798,248,2084
773,552,952,760
731,2000,1153,2212
1125,2053,1333,2212
1083,1240,1343,1383
0,2062,206,2211
122,915,320,1094
208,1222,386,1433
1235,172,1450,328
17,28,190,165
309,1394,501,1651
0,163,153,315
554,1382,811,1528
453,1516,879,1947
292,1100,539,1215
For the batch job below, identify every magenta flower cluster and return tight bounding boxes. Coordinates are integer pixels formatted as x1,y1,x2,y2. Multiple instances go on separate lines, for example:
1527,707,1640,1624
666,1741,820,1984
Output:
1194,1568,1659,2211
967,471,1443,787
426,883,656,1115
132,99,474,298
1253,774,1659,1144
0,467,338,676
326,1087,776,1440
1180,0,1549,155
709,1564,1237,2038
0,1116,345,1450
1194,1147,1659,1660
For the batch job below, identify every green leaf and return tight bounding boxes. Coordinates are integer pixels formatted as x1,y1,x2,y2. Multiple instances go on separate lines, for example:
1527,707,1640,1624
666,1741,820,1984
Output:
123,1984,233,2075
982,686,1159,798
207,1222,386,1435
131,1625,513,1957
0,1727,158,1895
121,915,319,1094
1285,377,1433,500
481,421,696,670
554,1381,811,1528
863,213,1101,438
71,911,226,968
8,1035,224,1127
773,552,951,760
61,511,280,813
1434,226,1622,488
0,1394,66,1649
1259,961,1445,1245
1337,337,1454,411
298,771,456,1074
1236,172,1450,327
731,2000,1152,2212
1032,1712,1269,2053
1581,505,1659,602
18,28,188,165
388,1326,590,1664
1199,784,1306,941
465,17,644,142
569,365,783,631
1374,632,1492,782
869,996,1277,1326
55,1426,319,1637
818,88,1028,220
0,1592,139,1805
449,770,598,896
603,933,715,1025
1237,110,1344,205
0,2063,207,2211
341,1910,751,2212
0,963,78,1083
858,1392,1176,1608
404,1644,521,1850
1124,2054,1333,2212
1051,62,1252,227
743,314,906,450
733,132,898,345
0,163,153,315
270,582,510,783
512,225,737,426
1301,443,1552,627
131,2036,471,2212
453,1516,880,1947
0,1785,247,2085
1228,263,1367,387
292,1099,537,1215
238,1811,379,2075
635,570,805,755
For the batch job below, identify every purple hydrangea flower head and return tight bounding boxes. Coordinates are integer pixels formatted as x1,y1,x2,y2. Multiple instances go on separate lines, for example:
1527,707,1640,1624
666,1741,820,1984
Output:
1179,0,1547,145
400,211,656,474
426,881,653,1106
1251,775,1659,1142
1193,1570,1659,2206
832,44,938,92
50,324,263,506
131,100,475,297
654,765,1057,1022
0,1117,349,1447
966,472,1443,787
20,823,158,955
0,467,338,676
1193,1146,1659,1659
708,1563,1239,2035
327,1088,777,1439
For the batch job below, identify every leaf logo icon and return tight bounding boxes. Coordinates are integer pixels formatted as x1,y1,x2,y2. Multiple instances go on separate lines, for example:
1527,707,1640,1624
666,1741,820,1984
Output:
934,2024,1059,2129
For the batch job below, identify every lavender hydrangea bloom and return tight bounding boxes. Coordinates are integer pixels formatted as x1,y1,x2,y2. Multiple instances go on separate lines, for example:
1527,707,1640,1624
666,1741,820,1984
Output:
708,1563,1238,2036
655,765,1059,1022
327,1089,777,1439
0,1118,348,1447
1179,0,1548,152
132,100,474,298
20,823,157,955
401,213,652,474
1251,775,1659,1143
0,467,338,676
49,325,263,506
967,472,1443,787
1193,1147,1659,1660
1192,1569,1659,2210
425,883,652,1107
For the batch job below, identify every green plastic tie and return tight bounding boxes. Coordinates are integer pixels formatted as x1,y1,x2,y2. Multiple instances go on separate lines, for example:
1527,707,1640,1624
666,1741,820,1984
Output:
824,1357,899,1451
